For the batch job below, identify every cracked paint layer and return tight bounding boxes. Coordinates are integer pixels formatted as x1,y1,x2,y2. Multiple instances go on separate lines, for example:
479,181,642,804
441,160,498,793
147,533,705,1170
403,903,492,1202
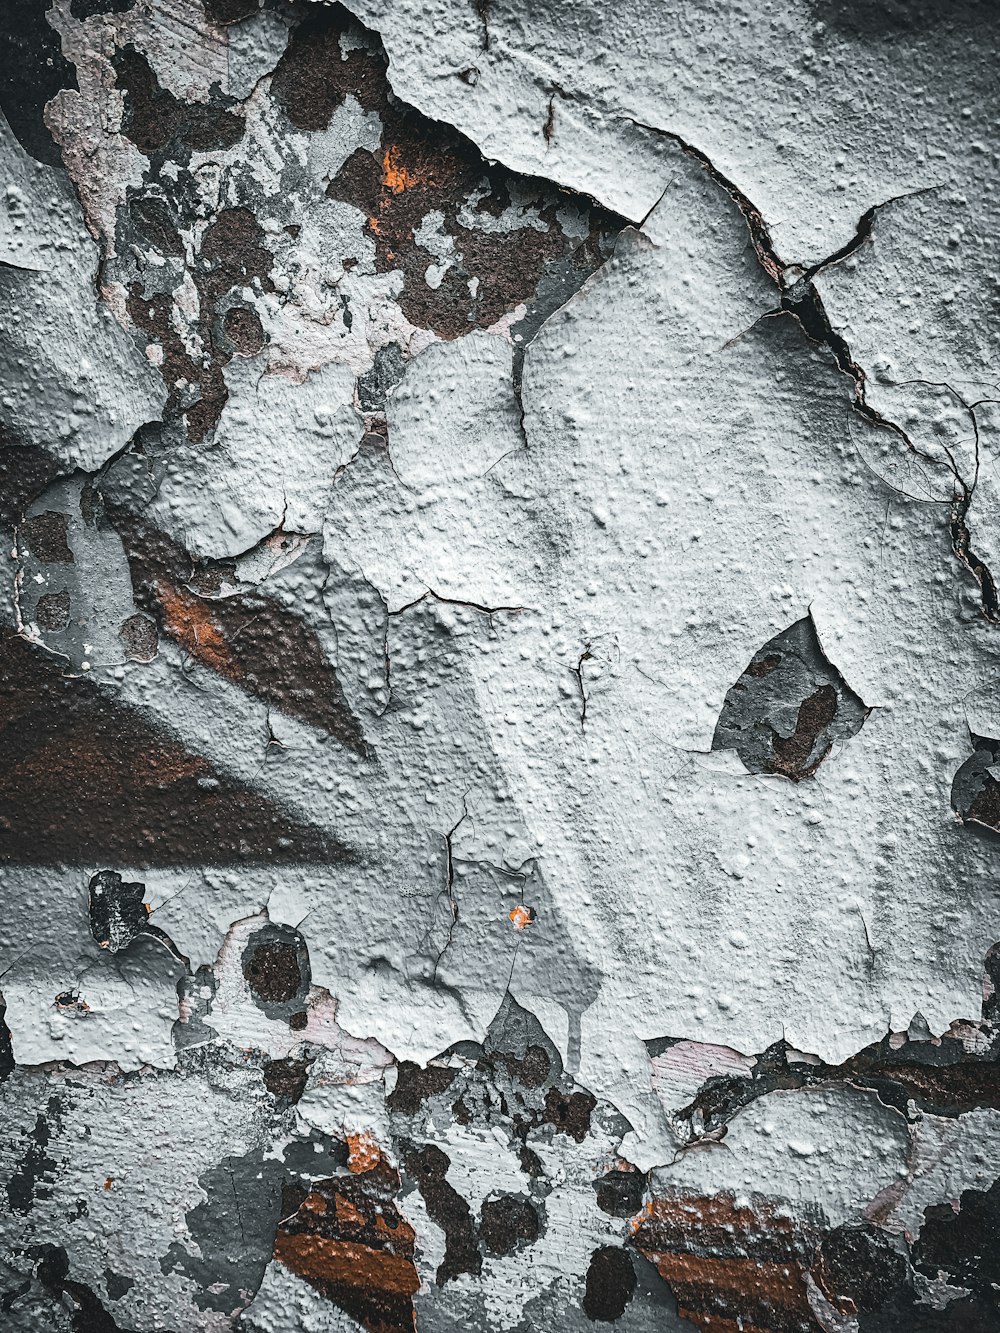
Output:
3,0,1000,1329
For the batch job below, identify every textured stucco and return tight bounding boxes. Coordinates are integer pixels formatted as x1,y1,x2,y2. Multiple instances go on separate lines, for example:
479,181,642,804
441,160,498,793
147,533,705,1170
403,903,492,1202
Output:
2,0,1000,1329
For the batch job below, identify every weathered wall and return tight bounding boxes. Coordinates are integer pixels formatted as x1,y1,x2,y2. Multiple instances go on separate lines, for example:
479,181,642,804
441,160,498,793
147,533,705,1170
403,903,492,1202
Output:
2,0,1000,1328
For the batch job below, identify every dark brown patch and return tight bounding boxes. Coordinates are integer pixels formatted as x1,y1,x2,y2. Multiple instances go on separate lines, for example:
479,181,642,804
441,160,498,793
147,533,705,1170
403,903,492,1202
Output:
20,512,73,564
584,1246,636,1323
0,632,350,866
275,1155,419,1333
242,932,306,1004
542,1086,595,1143
203,0,258,24
263,1056,311,1103
113,46,244,158
402,1142,480,1284
127,206,273,442
35,590,70,631
222,305,265,356
270,4,386,128
0,444,68,529
261,6,620,342
503,1043,550,1089
712,615,867,781
386,1060,458,1115
479,1192,539,1256
770,684,838,778
118,612,158,662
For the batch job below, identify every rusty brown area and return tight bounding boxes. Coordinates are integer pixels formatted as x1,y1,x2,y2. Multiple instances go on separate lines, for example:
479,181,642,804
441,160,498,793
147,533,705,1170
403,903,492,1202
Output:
0,632,351,865
104,501,369,754
275,1155,419,1333
632,1191,822,1333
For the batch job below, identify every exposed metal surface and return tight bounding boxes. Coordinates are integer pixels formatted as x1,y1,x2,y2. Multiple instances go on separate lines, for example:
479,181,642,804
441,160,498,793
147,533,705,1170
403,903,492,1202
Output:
2,0,1000,1328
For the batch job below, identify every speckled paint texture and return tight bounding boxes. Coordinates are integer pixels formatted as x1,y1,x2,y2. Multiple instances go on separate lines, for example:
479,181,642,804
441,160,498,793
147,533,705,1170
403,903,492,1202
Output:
2,0,1000,1329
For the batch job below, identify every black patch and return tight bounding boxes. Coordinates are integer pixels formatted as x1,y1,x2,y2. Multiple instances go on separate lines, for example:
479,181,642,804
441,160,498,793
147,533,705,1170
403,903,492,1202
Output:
6,1100,60,1214
915,1176,1000,1293
103,1268,135,1301
160,1149,285,1313
583,1246,636,1322
816,0,997,37
479,1192,539,1255
32,1244,130,1332
357,343,406,412
0,994,14,1080
0,0,78,167
712,614,867,779
70,0,135,18
814,1223,910,1315
594,1168,645,1218
88,869,147,951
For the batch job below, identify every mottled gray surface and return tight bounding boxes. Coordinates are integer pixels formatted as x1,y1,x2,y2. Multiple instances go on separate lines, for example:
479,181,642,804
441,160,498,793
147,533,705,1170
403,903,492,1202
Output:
2,1,1000,1330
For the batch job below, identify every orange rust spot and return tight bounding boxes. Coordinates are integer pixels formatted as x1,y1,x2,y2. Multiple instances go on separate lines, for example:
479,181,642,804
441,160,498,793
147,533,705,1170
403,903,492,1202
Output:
154,579,236,678
509,904,535,930
103,1177,114,1190
333,1192,366,1227
346,1130,381,1174
274,1233,420,1296
381,145,423,195
301,1190,329,1215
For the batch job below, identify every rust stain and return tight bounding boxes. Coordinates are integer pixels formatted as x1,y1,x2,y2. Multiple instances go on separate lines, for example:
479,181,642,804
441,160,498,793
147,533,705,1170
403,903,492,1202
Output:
274,1233,420,1295
381,145,424,195
274,1155,419,1333
154,579,237,678
346,1130,381,1173
509,905,535,930
632,1191,821,1333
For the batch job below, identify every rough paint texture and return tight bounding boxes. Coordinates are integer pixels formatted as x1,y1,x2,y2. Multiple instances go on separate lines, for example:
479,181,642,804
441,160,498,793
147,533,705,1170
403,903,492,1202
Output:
2,0,1000,1329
